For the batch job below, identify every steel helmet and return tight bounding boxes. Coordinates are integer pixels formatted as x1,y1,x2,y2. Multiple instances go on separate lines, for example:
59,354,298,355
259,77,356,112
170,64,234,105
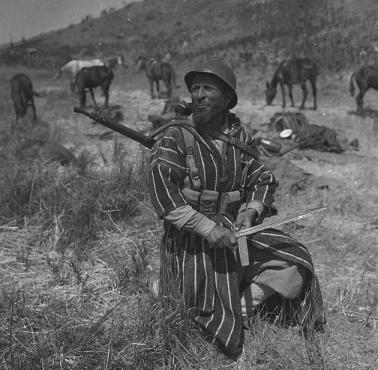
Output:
184,60,238,109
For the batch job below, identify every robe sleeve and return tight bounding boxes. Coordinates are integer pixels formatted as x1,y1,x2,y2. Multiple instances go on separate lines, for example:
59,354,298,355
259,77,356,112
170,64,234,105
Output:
238,127,278,216
147,127,189,218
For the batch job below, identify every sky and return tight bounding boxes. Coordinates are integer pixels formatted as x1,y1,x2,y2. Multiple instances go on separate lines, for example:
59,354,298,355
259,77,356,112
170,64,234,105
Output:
0,0,138,45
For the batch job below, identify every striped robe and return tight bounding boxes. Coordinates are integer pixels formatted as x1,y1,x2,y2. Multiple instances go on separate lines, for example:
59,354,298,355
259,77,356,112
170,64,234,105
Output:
147,115,324,356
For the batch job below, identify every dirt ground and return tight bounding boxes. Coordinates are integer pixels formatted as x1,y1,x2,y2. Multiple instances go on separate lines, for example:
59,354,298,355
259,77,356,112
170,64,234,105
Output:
1,63,377,368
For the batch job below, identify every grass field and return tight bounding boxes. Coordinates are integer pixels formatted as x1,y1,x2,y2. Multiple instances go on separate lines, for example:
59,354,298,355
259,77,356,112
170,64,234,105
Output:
0,63,377,369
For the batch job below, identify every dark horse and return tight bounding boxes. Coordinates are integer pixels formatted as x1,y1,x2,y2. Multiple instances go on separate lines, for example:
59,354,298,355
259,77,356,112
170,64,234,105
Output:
10,73,39,123
136,56,177,99
265,58,318,110
349,65,378,113
74,65,114,108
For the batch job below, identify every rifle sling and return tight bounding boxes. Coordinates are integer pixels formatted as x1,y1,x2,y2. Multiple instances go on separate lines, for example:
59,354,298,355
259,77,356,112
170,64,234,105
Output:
75,108,258,157
198,127,259,158
149,120,258,158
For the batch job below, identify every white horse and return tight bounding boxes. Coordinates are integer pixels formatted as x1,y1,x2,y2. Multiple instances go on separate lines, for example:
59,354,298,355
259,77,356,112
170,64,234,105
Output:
53,59,105,83
102,55,127,69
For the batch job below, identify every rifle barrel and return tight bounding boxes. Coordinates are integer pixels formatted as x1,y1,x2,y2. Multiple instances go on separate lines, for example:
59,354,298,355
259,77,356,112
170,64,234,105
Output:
73,106,155,149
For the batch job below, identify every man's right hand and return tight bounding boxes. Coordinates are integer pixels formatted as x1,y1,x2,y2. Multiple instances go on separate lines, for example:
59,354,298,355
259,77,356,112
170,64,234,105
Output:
206,225,237,250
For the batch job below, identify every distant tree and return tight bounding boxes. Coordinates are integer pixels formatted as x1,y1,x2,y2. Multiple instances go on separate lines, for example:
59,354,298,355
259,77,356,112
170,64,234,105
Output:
81,14,93,23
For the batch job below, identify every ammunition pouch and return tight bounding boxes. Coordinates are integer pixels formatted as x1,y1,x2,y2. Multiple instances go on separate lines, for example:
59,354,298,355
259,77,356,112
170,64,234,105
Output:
182,188,241,216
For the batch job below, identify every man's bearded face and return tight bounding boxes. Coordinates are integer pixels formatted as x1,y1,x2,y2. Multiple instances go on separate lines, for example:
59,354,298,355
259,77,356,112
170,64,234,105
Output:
190,74,230,126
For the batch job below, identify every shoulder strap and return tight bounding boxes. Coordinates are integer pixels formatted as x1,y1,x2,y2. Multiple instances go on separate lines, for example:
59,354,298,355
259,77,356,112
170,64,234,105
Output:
181,126,202,191
149,118,258,158
199,127,260,159
148,119,204,191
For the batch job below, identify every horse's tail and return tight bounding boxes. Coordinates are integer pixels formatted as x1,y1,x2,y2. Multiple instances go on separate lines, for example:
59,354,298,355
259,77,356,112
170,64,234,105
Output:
349,72,356,96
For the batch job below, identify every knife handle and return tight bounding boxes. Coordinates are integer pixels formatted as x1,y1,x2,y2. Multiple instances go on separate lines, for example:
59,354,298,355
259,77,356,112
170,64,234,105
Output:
238,235,249,266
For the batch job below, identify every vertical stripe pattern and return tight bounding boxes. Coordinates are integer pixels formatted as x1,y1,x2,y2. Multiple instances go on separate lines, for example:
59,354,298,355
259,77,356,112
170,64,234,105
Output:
147,118,324,356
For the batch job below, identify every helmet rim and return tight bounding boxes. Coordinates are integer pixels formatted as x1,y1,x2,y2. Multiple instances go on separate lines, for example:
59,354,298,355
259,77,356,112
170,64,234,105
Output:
184,62,238,109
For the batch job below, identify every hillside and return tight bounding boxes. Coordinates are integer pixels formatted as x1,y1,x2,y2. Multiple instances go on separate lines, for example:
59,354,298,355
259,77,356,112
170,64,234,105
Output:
4,0,378,71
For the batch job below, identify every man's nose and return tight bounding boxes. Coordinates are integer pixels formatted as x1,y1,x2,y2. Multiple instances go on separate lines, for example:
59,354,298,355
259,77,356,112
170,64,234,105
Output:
197,86,206,99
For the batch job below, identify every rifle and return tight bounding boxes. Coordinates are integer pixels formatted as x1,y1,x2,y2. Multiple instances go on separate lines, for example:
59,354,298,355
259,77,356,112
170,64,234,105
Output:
73,106,156,149
74,107,326,265
74,107,288,157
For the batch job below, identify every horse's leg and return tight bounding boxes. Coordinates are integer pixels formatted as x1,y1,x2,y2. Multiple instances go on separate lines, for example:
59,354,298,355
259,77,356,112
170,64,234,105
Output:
156,80,160,99
280,82,286,108
166,73,173,98
79,89,86,108
102,84,110,108
288,84,295,107
70,78,76,92
167,81,172,98
309,78,317,110
30,98,37,122
89,88,97,107
149,78,154,99
299,81,308,109
356,87,368,113
162,78,171,98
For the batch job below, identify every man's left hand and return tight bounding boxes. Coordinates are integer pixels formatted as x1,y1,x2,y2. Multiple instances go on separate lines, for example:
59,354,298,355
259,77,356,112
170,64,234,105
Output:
234,209,260,231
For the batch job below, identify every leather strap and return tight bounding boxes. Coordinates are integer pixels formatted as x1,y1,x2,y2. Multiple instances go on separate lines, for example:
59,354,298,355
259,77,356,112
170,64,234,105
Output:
181,127,202,191
149,118,257,158
198,127,259,159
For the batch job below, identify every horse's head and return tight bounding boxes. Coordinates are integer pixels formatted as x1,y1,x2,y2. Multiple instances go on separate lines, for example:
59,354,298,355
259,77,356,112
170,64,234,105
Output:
265,81,276,105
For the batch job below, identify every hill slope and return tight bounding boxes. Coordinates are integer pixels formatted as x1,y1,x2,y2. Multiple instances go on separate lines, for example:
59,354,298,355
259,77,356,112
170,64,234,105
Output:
5,0,378,71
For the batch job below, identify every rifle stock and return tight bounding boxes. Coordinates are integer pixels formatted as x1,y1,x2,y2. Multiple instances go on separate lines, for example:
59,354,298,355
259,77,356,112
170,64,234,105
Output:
73,106,156,149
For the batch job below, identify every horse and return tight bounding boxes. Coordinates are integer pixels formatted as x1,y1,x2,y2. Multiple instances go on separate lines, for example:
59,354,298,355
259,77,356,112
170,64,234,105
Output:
74,66,114,108
102,55,127,70
135,56,177,99
265,57,318,110
53,59,105,90
10,73,39,124
349,65,378,113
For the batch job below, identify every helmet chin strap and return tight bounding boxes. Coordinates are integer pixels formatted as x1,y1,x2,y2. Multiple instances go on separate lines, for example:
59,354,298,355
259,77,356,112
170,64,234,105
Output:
224,89,235,110
218,86,234,110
